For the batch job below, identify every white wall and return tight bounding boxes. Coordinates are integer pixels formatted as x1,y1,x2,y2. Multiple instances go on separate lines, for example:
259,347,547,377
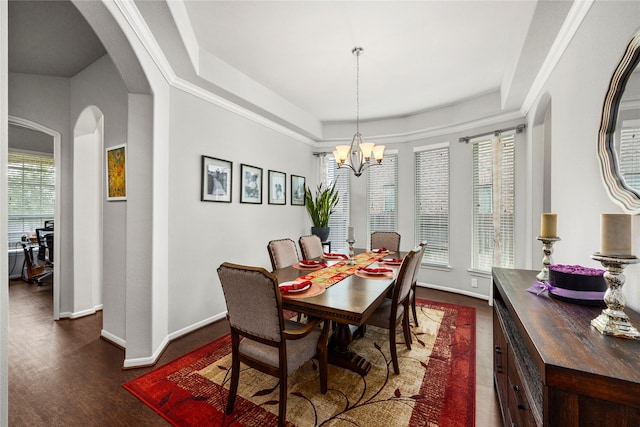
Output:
167,87,314,333
529,1,640,311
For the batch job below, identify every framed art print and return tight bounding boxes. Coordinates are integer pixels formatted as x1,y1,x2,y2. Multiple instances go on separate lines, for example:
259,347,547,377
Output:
268,170,286,205
201,156,232,202
240,164,263,204
291,175,305,206
106,143,127,201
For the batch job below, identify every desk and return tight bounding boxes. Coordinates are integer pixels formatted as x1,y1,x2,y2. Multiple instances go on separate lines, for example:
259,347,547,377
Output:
274,252,401,375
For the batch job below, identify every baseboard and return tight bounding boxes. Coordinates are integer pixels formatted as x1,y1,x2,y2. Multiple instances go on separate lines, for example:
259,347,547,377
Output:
417,281,490,302
122,311,227,369
167,312,227,341
101,329,126,349
123,335,170,369
58,305,102,319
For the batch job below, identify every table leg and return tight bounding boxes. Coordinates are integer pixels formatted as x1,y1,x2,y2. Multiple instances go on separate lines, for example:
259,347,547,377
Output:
328,322,371,375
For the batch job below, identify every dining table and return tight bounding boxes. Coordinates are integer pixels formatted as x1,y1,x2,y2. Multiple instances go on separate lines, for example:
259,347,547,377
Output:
274,249,404,375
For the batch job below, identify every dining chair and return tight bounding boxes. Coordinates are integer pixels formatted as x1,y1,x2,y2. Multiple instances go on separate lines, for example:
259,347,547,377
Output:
371,231,401,252
361,245,422,374
299,235,324,260
267,238,299,271
409,241,427,327
217,262,329,427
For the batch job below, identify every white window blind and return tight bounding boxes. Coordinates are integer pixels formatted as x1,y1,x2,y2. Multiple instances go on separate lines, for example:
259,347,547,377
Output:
367,153,398,237
8,151,55,245
415,144,449,266
326,155,351,252
472,133,515,271
619,123,640,190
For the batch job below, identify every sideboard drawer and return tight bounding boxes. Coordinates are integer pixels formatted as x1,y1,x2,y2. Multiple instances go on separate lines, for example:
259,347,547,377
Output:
507,346,536,427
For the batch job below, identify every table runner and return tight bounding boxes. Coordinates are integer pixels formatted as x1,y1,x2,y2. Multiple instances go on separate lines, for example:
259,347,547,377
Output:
296,251,388,289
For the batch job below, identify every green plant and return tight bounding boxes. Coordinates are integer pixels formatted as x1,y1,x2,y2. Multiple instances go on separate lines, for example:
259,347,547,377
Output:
304,183,340,228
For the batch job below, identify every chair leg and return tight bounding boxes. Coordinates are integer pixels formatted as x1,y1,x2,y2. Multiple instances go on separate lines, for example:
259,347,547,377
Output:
278,371,288,427
411,283,419,327
226,335,241,414
389,323,400,375
403,310,412,351
411,297,419,328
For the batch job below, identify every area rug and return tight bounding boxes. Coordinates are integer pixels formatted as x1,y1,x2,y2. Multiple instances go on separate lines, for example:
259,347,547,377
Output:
124,299,475,427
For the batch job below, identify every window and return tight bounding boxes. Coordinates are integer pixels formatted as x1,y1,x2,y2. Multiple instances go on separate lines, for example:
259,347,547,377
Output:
326,155,350,252
619,121,640,190
415,143,449,266
8,151,55,245
472,133,515,271
367,152,398,237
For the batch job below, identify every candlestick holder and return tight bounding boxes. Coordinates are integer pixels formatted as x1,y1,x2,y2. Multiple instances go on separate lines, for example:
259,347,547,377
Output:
536,236,561,282
346,238,356,265
590,253,640,340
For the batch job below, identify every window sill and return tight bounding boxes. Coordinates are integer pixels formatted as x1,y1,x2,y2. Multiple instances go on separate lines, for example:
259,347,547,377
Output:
467,268,492,279
421,262,452,272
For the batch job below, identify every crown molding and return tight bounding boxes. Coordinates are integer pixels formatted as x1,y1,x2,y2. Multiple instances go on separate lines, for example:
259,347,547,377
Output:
112,1,314,145
521,0,594,115
112,1,527,150
316,110,524,148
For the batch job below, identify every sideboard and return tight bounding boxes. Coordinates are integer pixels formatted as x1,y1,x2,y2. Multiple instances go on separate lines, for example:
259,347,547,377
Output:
492,268,640,426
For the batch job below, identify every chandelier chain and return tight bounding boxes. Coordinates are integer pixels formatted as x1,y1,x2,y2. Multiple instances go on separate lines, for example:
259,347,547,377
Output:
355,47,360,135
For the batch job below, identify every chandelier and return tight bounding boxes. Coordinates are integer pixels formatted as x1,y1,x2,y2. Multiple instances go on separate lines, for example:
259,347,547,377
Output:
333,47,384,177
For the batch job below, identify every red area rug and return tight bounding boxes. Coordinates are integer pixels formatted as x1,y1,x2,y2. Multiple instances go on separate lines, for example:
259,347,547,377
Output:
124,299,475,426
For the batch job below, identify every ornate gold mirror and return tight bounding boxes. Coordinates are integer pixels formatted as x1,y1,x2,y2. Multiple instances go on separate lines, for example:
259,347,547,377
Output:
598,31,640,213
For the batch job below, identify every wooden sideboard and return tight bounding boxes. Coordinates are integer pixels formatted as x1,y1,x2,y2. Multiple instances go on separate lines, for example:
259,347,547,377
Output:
492,268,640,427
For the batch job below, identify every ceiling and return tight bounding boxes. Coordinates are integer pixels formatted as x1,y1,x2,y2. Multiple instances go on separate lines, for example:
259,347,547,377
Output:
179,0,544,122
8,0,106,78
7,0,571,125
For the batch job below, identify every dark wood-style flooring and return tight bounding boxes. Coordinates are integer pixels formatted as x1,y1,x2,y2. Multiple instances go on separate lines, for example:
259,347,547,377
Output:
8,279,501,426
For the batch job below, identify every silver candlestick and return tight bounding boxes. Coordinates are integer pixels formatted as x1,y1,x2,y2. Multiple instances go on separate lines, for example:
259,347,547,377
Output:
536,236,560,282
347,238,356,265
591,253,640,340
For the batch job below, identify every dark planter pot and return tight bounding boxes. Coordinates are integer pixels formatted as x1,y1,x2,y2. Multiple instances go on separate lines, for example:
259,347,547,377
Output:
311,226,330,242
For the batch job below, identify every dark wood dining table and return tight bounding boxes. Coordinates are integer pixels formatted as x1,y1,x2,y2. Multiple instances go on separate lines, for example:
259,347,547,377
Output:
274,251,402,375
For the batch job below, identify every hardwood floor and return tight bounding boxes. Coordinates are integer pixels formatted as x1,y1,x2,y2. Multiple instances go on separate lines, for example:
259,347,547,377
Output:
8,279,501,426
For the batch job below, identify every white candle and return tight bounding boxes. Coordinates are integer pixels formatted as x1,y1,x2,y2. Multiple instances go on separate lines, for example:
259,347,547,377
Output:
540,213,558,238
600,214,632,255
348,226,354,240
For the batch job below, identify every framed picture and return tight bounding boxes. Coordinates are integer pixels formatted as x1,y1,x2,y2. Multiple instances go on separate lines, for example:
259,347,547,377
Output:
201,155,232,202
291,175,306,206
268,170,286,205
106,143,127,201
240,164,263,204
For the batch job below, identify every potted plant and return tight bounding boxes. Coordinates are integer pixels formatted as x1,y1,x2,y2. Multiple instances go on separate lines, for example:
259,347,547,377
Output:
304,183,339,242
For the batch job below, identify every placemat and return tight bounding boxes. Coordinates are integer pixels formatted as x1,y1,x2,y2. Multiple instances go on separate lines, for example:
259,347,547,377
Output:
281,282,325,299
354,270,395,280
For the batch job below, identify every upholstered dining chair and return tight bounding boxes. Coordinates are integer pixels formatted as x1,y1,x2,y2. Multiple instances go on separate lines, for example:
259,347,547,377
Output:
299,235,324,260
217,262,329,427
409,241,428,328
361,245,422,374
267,238,299,271
371,231,401,252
